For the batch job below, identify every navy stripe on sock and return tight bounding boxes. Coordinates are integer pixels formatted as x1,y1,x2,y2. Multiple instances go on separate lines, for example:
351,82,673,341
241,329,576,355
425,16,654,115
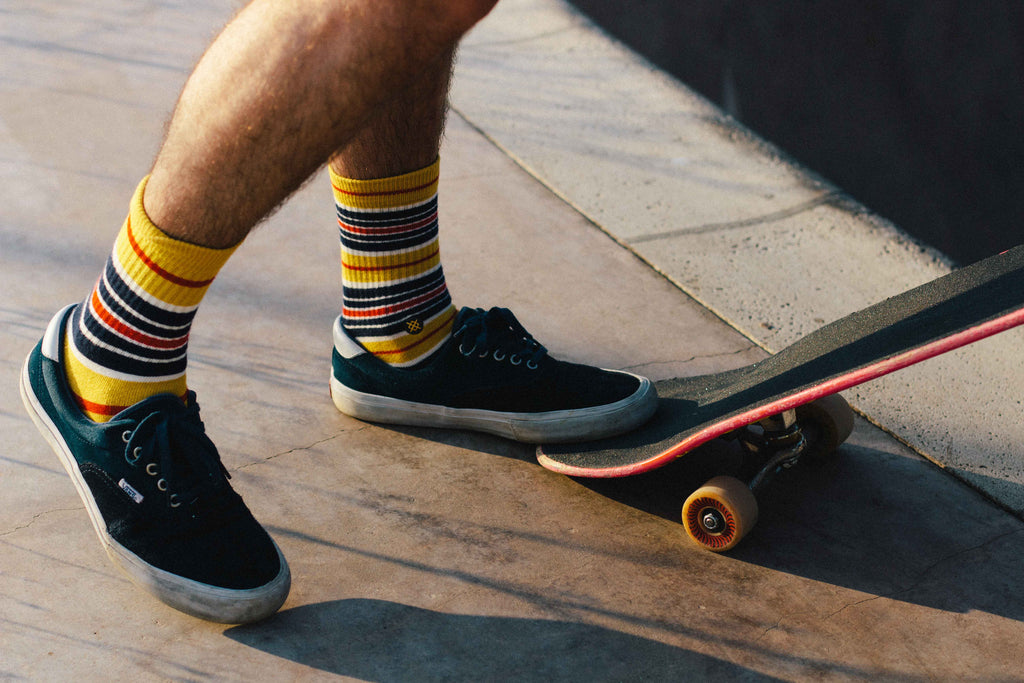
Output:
71,306,188,378
336,199,437,228
342,270,448,307
101,260,195,332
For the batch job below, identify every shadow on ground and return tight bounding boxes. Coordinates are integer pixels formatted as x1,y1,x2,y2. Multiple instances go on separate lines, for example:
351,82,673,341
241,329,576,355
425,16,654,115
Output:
378,421,1024,626
579,433,1024,624
225,598,779,681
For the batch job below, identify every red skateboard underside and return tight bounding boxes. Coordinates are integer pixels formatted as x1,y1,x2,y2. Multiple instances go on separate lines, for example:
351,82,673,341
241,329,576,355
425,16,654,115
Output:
538,245,1024,478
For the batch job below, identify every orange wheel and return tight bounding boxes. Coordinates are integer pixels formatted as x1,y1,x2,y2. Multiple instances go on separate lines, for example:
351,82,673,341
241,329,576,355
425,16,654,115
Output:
682,476,758,552
795,394,855,462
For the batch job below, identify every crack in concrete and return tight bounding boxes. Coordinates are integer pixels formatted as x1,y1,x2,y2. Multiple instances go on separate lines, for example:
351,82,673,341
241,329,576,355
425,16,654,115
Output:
1,507,81,538
618,344,758,373
756,621,784,642
753,527,1024,643
822,594,885,622
822,527,1024,622
234,428,365,470
630,192,844,243
885,527,1024,599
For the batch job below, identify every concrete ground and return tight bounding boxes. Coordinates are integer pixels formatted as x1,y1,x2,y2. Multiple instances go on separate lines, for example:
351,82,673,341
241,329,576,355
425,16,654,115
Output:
2,1,1023,681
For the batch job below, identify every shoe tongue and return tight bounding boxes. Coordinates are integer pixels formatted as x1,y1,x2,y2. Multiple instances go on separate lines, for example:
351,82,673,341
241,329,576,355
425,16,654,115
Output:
453,307,480,328
112,392,187,423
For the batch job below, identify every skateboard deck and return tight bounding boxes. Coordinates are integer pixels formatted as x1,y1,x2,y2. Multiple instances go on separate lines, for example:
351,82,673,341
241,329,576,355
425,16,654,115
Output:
539,244,1024,480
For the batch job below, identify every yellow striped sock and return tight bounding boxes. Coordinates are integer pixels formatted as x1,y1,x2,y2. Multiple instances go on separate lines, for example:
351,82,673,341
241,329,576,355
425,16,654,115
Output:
64,177,238,421
331,159,456,367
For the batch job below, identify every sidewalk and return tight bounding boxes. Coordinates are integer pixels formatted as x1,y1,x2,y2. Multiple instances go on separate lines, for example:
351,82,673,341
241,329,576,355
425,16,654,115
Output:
2,1,1023,680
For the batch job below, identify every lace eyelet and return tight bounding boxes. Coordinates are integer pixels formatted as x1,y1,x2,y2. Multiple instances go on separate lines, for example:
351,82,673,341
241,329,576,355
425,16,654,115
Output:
478,348,490,358
458,343,475,356
492,350,506,361
157,478,168,492
527,360,539,370
510,355,522,366
121,430,132,443
146,463,158,476
169,494,180,508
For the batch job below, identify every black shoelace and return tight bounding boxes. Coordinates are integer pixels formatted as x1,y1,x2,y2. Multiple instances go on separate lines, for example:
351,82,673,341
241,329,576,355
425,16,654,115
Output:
120,392,229,510
453,307,548,369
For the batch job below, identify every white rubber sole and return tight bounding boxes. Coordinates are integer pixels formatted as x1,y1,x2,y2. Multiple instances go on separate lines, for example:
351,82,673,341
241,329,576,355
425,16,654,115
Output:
20,356,290,624
330,370,657,444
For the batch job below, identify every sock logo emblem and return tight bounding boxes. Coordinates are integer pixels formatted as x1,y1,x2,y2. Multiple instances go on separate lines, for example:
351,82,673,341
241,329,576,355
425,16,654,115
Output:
405,318,423,334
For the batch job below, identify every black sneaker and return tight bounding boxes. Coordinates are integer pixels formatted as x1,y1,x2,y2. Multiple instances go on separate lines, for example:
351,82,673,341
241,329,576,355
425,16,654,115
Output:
20,305,290,624
330,307,657,443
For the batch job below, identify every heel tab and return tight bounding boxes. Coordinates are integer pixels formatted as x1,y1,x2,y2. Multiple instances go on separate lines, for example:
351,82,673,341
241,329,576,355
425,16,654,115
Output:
42,305,75,361
332,316,367,359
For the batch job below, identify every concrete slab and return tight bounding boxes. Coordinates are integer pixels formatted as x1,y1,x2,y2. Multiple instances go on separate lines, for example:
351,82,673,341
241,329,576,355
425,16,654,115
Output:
453,0,1024,513
3,1,1024,681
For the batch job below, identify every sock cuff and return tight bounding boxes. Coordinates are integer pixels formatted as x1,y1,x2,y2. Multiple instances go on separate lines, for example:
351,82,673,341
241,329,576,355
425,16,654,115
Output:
330,158,440,210
115,176,239,306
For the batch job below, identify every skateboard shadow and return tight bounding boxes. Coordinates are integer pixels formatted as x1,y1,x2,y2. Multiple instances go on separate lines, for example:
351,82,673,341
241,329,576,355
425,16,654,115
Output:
224,599,782,681
375,422,539,461
575,430,1024,625
336,419,1024,625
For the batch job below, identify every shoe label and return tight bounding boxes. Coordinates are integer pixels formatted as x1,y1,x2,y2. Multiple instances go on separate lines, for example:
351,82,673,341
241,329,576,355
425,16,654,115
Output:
118,478,144,504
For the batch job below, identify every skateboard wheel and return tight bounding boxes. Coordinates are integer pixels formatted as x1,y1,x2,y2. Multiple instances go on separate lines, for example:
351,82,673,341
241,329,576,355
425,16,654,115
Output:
682,476,758,552
795,394,855,462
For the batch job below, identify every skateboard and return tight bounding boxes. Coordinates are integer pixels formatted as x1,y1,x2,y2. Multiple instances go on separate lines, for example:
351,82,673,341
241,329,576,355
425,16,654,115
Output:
538,245,1024,552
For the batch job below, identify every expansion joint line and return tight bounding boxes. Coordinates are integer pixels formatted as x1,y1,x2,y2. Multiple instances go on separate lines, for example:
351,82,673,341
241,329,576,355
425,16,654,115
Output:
631,192,846,244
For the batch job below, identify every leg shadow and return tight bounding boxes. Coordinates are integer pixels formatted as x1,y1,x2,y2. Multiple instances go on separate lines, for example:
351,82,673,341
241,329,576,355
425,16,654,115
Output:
225,599,780,681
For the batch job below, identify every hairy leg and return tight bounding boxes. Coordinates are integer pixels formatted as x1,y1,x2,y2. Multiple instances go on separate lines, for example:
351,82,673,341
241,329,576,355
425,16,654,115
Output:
146,0,495,248
327,48,458,366
329,47,455,180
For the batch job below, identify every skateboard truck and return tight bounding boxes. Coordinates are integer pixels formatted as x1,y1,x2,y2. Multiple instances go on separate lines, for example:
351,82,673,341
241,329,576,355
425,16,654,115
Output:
682,396,853,552
736,409,807,492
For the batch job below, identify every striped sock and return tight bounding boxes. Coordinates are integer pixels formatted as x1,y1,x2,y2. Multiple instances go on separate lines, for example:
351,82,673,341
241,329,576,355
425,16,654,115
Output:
331,158,457,367
63,177,238,422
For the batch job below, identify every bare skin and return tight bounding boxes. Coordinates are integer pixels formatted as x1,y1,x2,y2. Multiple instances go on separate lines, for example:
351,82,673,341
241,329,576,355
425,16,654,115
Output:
145,0,494,248
329,47,455,181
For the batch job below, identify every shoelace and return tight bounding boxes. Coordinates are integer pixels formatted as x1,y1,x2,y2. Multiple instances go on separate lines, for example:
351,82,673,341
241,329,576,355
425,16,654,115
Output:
120,391,229,509
453,307,548,369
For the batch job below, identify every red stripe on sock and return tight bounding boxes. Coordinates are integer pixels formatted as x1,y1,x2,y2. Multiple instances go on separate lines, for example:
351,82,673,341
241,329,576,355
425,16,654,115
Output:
90,290,189,350
126,216,215,289
75,391,189,418
331,173,439,199
74,394,127,417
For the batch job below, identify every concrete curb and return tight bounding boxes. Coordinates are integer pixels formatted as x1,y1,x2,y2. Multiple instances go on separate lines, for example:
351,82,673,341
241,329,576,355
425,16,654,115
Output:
452,0,1024,513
